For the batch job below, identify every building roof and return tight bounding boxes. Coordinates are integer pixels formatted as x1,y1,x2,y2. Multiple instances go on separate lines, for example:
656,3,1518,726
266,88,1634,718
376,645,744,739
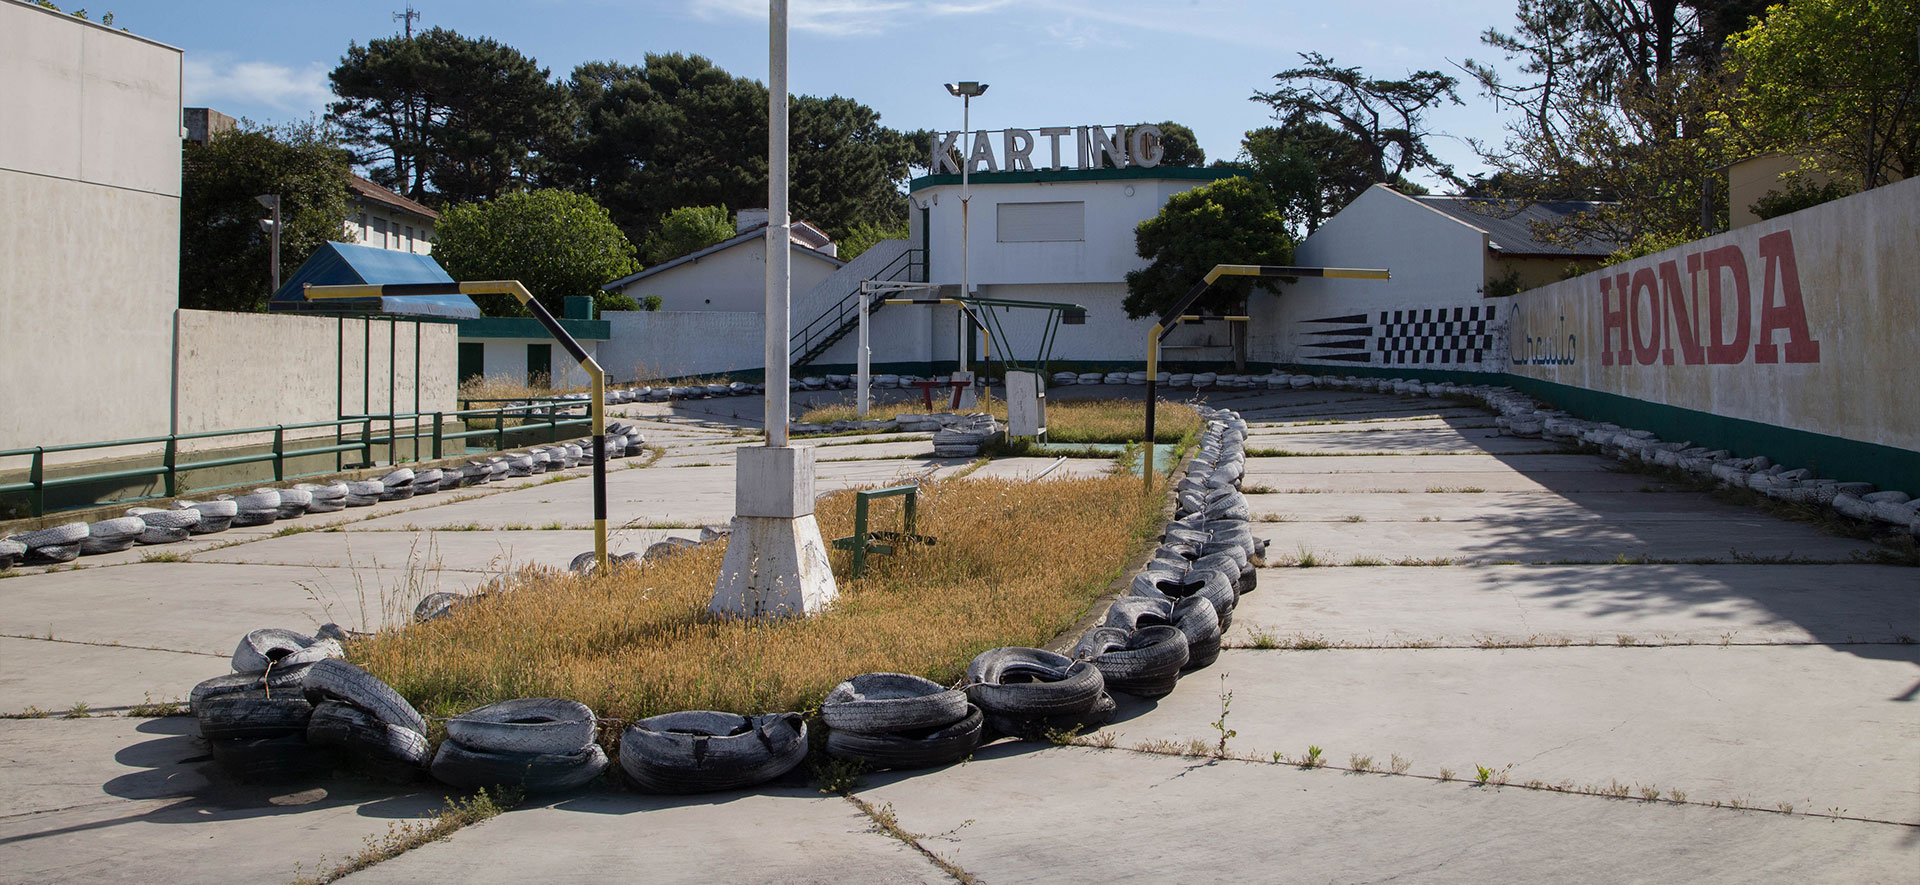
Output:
267,241,479,319
601,223,845,291
1411,195,1618,257
347,174,440,221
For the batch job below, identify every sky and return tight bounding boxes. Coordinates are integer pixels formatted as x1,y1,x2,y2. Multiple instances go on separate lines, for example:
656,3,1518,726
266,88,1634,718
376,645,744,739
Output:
102,0,1534,191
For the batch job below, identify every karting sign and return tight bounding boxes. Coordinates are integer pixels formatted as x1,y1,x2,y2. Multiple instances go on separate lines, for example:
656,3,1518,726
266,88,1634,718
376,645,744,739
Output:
930,124,1165,174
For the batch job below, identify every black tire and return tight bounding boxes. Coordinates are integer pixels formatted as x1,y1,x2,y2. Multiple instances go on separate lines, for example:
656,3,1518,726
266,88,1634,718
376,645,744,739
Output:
1147,567,1236,627
430,740,609,793
826,704,984,770
986,691,1117,741
207,734,325,782
414,592,461,622
1164,526,1210,548
1073,625,1189,699
1207,497,1251,523
307,701,430,773
25,543,80,563
1172,596,1223,670
1104,596,1174,631
965,648,1105,718
189,665,313,714
1191,551,1252,596
821,673,969,733
197,692,314,740
447,698,597,756
232,628,316,673
301,659,426,736
619,711,808,794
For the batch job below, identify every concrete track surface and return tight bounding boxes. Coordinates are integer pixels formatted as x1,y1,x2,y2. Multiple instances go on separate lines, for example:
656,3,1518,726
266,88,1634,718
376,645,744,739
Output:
1,387,1913,884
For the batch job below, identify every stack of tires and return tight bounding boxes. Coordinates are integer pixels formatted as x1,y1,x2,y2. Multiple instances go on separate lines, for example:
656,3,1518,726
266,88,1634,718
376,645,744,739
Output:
129,507,200,543
619,710,808,793
298,481,349,513
190,628,349,781
227,489,281,527
175,499,238,532
78,517,144,555
966,647,1114,740
432,698,607,793
822,673,983,770
931,414,1001,458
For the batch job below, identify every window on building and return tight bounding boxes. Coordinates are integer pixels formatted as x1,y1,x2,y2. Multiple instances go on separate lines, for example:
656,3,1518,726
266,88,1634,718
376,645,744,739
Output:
404,225,414,251
526,343,552,387
372,217,389,249
996,201,1085,243
457,342,484,384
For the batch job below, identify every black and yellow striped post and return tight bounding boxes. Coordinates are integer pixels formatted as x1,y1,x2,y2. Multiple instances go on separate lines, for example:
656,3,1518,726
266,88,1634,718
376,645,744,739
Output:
1143,265,1389,488
304,281,611,572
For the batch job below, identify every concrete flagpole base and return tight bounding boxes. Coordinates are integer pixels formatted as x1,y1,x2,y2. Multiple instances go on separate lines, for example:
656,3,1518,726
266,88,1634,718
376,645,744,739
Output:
711,445,838,618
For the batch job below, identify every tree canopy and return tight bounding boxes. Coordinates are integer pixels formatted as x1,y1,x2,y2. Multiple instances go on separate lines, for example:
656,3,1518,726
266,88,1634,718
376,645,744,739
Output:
1123,176,1293,320
642,205,735,265
1152,121,1206,167
327,27,570,205
180,123,351,313
1720,0,1919,191
548,54,917,246
1252,53,1463,187
431,189,639,317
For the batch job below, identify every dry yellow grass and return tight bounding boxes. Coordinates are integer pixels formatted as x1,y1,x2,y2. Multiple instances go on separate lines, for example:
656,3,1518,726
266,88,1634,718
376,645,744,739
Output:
348,473,1166,729
801,397,1199,444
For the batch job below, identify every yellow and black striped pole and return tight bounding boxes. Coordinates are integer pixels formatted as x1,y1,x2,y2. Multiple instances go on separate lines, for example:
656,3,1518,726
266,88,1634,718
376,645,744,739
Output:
1142,265,1389,489
304,281,610,572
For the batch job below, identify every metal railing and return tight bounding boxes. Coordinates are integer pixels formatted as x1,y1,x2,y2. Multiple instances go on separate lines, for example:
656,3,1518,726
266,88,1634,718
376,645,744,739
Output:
0,401,594,518
791,248,924,366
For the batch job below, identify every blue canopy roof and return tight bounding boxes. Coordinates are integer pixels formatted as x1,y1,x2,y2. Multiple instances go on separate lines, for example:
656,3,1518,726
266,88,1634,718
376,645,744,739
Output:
268,242,480,319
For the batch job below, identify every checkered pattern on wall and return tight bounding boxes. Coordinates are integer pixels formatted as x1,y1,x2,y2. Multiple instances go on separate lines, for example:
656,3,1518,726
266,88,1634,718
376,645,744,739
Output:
1374,305,1496,366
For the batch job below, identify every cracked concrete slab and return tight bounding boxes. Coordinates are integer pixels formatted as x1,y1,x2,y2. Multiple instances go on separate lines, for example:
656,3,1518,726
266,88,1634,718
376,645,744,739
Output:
1092,646,1920,823
0,717,451,885
858,743,1918,884
1252,513,1879,563
0,637,218,713
339,788,952,885
1227,564,1920,648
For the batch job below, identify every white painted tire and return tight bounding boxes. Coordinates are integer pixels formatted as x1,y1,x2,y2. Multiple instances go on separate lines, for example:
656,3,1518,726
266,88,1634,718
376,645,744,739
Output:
87,517,146,541
232,628,317,673
12,522,89,549
177,499,238,518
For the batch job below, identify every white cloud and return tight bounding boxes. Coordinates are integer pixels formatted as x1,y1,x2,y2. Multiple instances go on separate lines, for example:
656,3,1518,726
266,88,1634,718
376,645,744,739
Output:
183,54,333,114
1045,18,1131,50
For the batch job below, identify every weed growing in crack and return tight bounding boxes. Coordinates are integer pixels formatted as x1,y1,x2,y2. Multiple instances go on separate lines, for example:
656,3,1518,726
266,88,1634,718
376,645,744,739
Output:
1348,754,1374,773
1211,675,1236,755
1388,754,1412,775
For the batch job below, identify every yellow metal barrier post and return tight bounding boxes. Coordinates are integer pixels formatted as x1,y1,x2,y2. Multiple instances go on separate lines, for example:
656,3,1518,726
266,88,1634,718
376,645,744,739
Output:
1142,265,1389,491
305,280,610,572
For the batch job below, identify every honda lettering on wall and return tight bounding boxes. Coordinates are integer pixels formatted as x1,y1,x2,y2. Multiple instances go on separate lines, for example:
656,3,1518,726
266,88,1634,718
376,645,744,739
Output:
1598,229,1820,368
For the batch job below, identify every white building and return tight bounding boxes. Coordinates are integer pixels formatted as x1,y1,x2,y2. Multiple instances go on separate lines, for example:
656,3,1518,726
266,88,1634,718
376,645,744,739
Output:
602,211,842,313
1249,184,1613,373
347,174,438,254
796,165,1241,375
0,2,183,447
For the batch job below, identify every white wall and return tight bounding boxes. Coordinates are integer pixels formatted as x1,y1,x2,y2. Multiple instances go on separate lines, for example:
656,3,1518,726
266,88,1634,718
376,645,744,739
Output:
608,238,841,313
0,4,182,453
349,204,434,254
912,175,1220,289
1510,177,1920,453
174,311,458,450
600,311,766,381
1249,185,1504,372
465,337,604,390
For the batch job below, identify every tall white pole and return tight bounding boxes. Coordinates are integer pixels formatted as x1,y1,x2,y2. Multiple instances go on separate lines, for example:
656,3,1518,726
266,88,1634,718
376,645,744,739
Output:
765,0,791,447
958,94,970,376
857,281,871,418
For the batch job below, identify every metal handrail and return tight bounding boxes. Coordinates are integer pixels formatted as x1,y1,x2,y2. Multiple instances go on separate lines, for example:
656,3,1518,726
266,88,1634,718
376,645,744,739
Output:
790,248,924,360
0,400,597,517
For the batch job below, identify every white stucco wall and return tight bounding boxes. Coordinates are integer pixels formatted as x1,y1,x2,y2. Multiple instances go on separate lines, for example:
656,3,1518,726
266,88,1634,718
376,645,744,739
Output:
1509,176,1919,453
1249,185,1503,371
607,237,841,313
173,311,457,449
912,173,1225,289
0,4,183,453
600,311,766,381
349,204,434,254
463,337,603,390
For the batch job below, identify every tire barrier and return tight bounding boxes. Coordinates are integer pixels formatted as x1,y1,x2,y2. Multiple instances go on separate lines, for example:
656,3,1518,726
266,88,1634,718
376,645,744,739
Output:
432,697,606,792
932,413,1002,458
619,711,809,794
1072,625,1189,699
965,647,1108,739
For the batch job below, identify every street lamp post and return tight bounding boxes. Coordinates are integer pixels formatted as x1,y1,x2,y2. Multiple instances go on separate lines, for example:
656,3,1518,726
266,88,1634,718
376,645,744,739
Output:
943,81,986,382
255,194,281,295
